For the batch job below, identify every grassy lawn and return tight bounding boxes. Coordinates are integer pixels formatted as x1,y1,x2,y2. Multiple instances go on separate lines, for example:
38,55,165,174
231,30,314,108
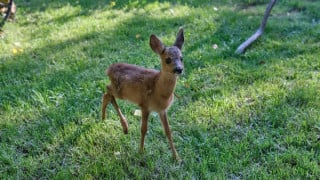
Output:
1,0,319,178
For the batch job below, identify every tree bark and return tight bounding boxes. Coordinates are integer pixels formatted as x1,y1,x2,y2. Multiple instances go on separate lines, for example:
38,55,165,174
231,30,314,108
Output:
235,0,277,54
0,0,13,29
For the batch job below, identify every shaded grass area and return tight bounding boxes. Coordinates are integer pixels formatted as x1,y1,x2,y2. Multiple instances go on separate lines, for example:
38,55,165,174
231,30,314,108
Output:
1,0,320,178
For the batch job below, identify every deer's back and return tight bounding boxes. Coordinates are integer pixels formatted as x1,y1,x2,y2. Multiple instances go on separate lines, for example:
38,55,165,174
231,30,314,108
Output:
107,63,159,105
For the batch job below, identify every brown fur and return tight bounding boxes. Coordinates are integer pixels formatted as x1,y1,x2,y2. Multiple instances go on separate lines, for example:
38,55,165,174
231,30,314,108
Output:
102,28,184,160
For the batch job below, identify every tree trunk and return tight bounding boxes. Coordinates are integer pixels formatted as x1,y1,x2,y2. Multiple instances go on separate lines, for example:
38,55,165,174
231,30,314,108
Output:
0,0,13,29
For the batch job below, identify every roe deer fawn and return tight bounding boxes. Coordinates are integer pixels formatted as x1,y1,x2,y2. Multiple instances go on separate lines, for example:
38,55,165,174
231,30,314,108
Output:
102,28,184,160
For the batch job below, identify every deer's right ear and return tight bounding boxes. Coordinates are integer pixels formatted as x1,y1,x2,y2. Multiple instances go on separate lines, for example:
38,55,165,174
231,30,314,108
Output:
173,28,184,50
150,35,165,54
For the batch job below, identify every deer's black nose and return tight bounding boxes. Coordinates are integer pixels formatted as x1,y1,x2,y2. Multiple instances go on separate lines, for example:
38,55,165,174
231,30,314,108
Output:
173,67,183,74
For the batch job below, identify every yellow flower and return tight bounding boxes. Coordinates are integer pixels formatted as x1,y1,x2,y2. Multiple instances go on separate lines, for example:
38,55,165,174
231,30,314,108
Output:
110,1,116,7
12,48,23,54
12,48,18,54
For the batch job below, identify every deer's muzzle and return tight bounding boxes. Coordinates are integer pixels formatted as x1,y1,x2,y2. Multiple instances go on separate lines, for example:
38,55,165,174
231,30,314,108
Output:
173,67,183,74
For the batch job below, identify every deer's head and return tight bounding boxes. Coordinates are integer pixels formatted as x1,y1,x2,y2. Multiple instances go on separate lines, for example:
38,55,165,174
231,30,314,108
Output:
150,28,184,75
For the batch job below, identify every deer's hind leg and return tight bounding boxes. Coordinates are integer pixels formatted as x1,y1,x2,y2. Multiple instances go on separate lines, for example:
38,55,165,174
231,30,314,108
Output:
110,96,129,134
102,86,129,134
102,92,112,120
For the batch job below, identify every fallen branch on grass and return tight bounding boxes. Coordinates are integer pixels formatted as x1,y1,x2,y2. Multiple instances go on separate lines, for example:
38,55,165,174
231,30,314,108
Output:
235,0,277,54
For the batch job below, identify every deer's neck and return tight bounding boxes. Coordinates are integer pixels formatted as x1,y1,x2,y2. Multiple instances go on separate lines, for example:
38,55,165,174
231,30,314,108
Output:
155,71,177,99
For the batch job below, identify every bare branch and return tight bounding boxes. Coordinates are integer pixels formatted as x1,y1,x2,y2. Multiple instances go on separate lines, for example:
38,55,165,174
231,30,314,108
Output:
235,0,277,54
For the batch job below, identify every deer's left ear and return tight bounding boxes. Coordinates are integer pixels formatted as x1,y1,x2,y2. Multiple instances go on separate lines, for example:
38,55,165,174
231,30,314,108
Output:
150,35,165,54
173,28,184,50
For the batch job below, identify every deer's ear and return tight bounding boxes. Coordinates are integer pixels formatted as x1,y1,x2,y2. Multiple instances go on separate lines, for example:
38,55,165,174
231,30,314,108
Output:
150,35,165,54
173,28,184,50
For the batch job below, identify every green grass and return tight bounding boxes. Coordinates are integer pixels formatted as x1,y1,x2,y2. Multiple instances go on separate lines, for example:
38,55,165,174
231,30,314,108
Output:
1,0,320,178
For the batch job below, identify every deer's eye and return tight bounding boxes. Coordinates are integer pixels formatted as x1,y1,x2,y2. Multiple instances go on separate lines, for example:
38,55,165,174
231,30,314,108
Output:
165,58,172,64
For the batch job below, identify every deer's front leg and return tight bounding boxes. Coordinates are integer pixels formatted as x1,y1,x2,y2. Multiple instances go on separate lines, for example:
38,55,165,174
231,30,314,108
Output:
140,108,150,153
159,111,180,160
